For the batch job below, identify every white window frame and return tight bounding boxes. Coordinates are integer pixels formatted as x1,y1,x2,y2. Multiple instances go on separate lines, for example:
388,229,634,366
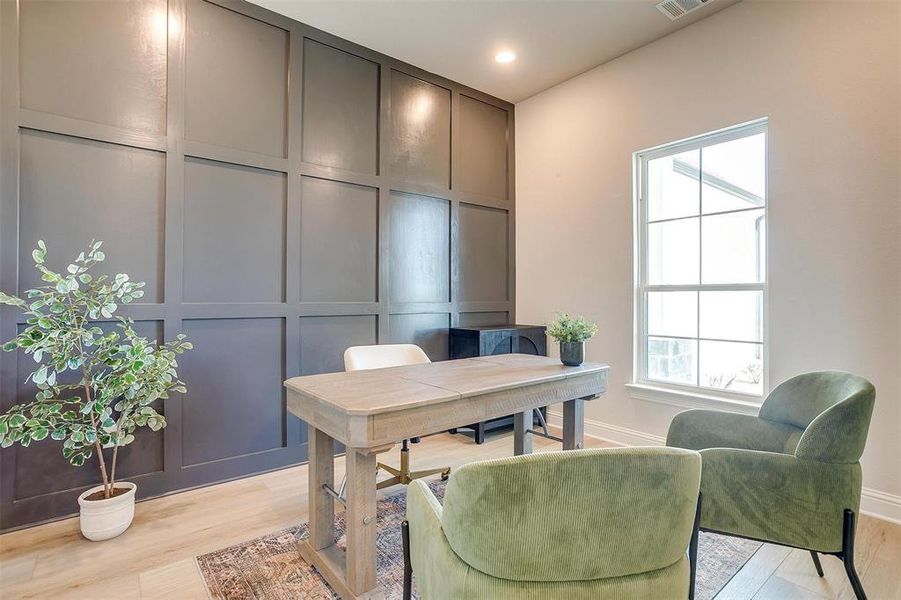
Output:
630,119,769,408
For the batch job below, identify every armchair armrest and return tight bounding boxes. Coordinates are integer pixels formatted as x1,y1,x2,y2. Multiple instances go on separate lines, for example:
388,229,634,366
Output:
698,448,861,552
405,481,468,598
667,409,801,454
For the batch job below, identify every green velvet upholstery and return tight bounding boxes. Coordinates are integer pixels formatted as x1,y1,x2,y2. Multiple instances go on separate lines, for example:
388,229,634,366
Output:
666,371,875,553
406,447,701,599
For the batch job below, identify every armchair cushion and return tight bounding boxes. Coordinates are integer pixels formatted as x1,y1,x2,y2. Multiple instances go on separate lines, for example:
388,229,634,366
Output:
438,447,700,582
697,448,862,552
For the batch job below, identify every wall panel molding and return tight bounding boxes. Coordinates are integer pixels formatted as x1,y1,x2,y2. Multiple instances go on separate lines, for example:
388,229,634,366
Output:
0,0,514,531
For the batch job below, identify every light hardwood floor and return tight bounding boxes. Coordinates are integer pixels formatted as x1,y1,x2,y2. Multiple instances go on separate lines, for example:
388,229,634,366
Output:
1,430,899,599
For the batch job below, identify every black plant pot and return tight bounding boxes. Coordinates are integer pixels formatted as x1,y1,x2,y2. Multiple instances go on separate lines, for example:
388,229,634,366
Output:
559,341,585,366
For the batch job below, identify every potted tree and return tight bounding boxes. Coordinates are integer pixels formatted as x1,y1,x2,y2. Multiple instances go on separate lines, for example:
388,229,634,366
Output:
546,312,598,366
0,241,191,541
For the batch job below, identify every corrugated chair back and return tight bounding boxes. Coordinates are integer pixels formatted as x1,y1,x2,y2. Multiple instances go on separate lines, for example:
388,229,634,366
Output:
440,447,701,582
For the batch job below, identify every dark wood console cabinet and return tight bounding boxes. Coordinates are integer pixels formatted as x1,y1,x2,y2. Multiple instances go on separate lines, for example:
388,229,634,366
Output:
449,324,547,443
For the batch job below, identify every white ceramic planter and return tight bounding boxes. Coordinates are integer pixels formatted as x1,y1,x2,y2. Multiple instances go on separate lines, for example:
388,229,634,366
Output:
77,481,137,541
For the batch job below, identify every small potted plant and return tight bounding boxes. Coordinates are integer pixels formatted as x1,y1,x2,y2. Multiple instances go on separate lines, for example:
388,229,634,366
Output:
0,241,191,541
546,312,598,366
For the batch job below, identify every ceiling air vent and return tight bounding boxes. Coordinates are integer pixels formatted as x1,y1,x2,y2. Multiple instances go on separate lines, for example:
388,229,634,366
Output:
656,0,712,21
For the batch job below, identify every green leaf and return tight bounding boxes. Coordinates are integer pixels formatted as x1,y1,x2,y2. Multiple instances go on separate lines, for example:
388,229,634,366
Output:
31,427,49,441
32,248,46,264
0,291,26,307
32,365,47,385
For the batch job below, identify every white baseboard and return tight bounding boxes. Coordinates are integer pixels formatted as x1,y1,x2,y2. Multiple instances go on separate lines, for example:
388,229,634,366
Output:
860,488,901,525
546,409,901,525
546,409,665,447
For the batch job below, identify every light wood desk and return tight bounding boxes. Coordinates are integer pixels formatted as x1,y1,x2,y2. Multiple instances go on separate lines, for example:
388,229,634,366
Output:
285,353,609,599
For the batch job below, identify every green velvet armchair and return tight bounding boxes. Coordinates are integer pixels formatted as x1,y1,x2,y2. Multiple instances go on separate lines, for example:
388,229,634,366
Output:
666,371,875,600
402,447,702,599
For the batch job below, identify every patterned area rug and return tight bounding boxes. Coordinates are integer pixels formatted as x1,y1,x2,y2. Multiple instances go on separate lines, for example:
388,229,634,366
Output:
197,482,761,599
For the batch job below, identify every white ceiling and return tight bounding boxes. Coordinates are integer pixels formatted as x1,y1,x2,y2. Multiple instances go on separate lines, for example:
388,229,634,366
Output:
249,0,740,103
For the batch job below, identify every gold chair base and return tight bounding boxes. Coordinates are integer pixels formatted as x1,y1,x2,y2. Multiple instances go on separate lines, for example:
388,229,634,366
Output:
376,445,450,490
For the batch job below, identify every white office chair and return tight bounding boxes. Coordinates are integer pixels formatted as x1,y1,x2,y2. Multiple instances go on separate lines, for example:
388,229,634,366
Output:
344,344,451,489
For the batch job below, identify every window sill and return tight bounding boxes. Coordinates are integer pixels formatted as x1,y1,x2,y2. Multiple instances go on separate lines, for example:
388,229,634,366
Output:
625,383,761,415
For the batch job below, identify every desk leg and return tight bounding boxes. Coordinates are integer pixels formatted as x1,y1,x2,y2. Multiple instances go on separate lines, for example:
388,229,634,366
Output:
308,427,335,550
563,398,585,450
513,410,533,455
346,448,378,595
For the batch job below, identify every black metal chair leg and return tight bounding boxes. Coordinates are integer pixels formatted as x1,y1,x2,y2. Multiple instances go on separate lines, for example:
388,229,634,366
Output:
842,509,867,600
688,493,702,600
402,520,412,600
810,551,824,577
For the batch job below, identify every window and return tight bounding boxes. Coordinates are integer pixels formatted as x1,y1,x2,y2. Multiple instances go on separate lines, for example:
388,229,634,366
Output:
634,121,767,400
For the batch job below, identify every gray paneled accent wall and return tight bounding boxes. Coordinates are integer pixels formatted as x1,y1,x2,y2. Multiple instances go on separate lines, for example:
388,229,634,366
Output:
0,0,514,530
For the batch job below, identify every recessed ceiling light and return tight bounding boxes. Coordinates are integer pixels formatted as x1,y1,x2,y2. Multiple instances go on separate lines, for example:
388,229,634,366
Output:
495,51,516,64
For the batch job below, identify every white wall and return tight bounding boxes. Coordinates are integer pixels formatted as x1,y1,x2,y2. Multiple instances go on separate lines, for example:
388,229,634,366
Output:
516,0,901,518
